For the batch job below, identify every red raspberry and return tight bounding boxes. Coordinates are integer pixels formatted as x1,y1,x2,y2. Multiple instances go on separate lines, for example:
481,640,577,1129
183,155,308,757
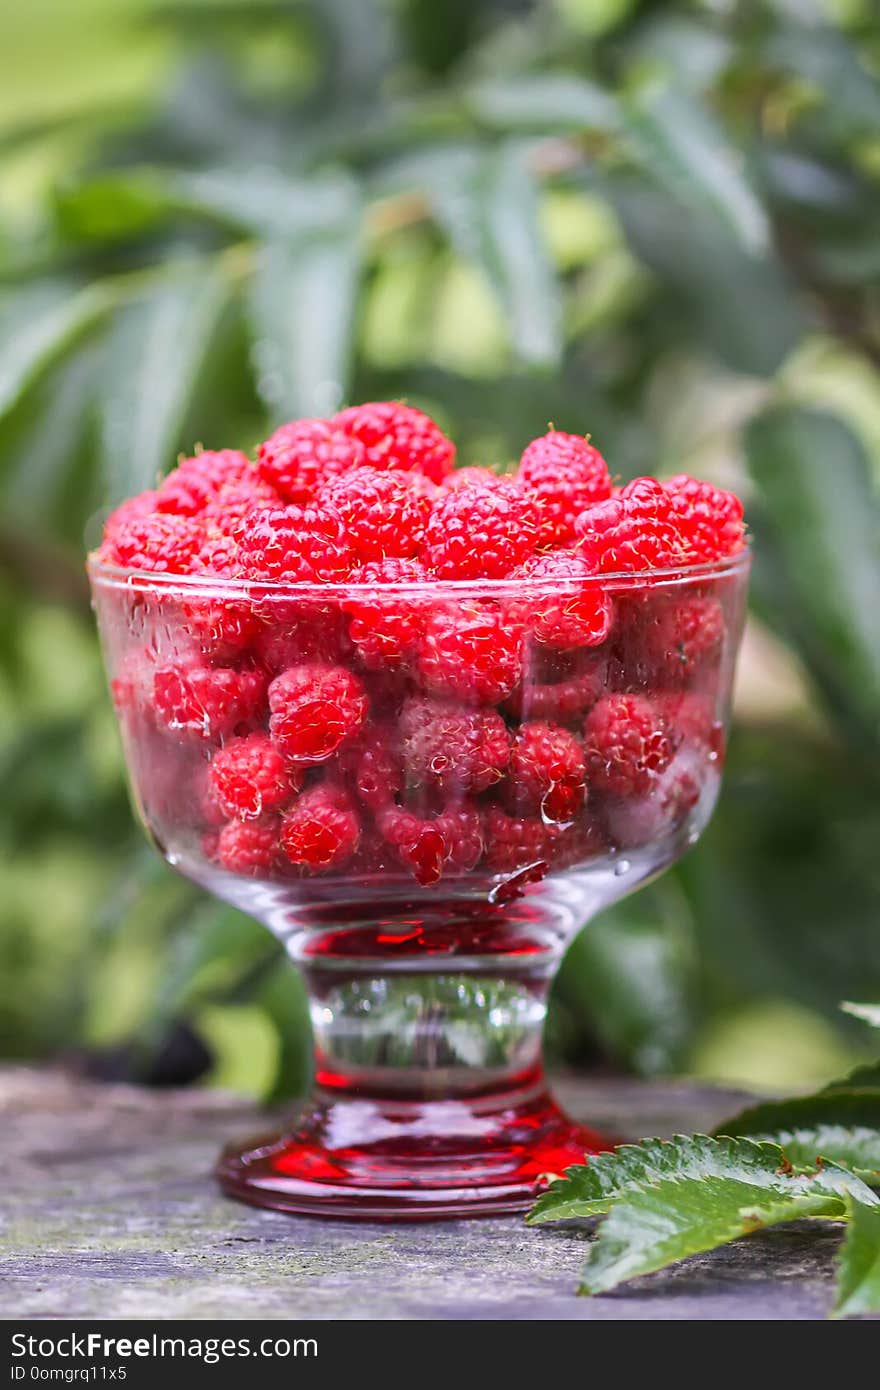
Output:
482,808,555,875
514,551,613,650
215,817,280,875
280,785,360,871
663,475,746,563
604,752,703,851
181,599,261,661
345,558,428,669
584,694,672,796
102,491,159,541
319,467,433,562
661,692,724,759
156,450,253,517
343,726,403,811
268,663,367,763
257,418,365,502
234,503,351,582
153,661,267,740
506,721,587,821
208,732,300,820
333,401,455,484
102,512,204,574
639,594,725,685
575,479,686,573
422,481,538,580
435,807,485,871
505,665,606,725
254,608,351,672
202,476,281,535
517,431,612,547
418,603,524,704
398,697,510,797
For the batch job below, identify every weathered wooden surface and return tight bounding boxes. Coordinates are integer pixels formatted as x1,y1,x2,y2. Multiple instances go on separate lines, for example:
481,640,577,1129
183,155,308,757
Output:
1,1067,847,1320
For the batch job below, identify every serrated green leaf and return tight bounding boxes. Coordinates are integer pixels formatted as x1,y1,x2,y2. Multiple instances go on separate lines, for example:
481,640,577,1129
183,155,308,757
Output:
581,1184,841,1296
467,74,619,135
834,1197,880,1319
0,281,114,423
842,1003,880,1031
745,408,880,748
765,1127,880,1185
99,260,230,500
715,1089,880,1182
528,1133,874,1226
623,82,769,255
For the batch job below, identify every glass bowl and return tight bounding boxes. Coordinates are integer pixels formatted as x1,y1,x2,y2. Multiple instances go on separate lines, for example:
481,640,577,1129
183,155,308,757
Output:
88,551,749,1218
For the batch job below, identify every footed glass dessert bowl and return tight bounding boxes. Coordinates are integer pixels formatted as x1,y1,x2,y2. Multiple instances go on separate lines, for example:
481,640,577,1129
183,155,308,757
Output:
89,552,748,1218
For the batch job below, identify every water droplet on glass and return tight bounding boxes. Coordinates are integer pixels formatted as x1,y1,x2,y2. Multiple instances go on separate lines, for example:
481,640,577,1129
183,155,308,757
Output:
613,858,631,877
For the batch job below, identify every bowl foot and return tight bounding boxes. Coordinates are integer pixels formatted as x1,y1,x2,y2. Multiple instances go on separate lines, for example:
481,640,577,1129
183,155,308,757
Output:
215,1087,613,1220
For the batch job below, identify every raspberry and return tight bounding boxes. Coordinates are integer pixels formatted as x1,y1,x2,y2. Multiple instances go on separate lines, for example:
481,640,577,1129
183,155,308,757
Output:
514,551,613,650
419,603,524,704
268,664,367,763
102,491,159,541
202,476,281,535
422,481,538,580
280,785,360,871
661,692,724,759
102,512,204,574
156,450,253,517
575,479,686,573
604,751,703,851
639,594,725,685
584,694,672,797
505,665,605,725
319,466,433,563
517,431,612,547
344,726,402,811
257,418,365,502
482,808,556,874
345,558,428,669
398,697,510,797
234,503,351,582
377,805,484,884
443,467,507,492
215,817,280,875
254,608,351,672
333,401,455,484
182,599,261,661
153,661,267,741
505,721,586,821
208,732,300,820
664,475,746,563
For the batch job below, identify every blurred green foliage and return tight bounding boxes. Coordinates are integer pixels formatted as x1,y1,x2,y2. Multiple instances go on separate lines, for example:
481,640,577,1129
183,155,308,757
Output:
1,0,879,1098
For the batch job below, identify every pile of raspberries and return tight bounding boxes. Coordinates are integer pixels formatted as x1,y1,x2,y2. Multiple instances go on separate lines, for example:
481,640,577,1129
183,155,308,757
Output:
97,401,746,887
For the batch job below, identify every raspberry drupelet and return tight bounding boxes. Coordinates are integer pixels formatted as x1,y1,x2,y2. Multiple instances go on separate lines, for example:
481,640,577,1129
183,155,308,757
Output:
268,664,368,763
333,401,455,484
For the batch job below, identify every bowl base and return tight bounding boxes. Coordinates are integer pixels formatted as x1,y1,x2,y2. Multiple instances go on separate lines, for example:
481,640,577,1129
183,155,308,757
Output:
215,1086,613,1220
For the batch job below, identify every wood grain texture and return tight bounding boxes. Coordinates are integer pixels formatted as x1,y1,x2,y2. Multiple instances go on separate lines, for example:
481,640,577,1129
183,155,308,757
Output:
1,1068,845,1320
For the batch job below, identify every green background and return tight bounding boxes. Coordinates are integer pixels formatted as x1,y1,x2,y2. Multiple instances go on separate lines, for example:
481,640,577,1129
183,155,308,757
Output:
1,0,879,1101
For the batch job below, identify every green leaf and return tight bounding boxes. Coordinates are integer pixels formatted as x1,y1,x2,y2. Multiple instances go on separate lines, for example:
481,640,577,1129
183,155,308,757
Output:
0,281,114,424
716,1090,880,1181
99,259,230,500
581,1182,841,1296
528,1133,874,1225
623,82,769,255
467,74,619,135
745,407,880,749
420,143,562,367
842,1003,880,1031
248,226,362,422
834,1197,880,1319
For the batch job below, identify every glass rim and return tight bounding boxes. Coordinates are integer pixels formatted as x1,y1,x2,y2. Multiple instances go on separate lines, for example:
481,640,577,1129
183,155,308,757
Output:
86,546,750,600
